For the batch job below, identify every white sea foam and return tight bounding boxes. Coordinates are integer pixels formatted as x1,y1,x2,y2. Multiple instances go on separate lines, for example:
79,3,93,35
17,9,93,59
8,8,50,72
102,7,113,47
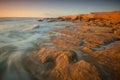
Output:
0,18,72,80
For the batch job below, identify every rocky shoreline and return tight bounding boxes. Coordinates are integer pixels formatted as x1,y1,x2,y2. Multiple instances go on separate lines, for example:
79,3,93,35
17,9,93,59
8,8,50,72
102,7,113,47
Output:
24,11,120,80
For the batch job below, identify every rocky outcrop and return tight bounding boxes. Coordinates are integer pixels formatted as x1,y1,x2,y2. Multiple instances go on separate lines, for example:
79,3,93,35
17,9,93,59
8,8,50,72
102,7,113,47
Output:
50,59,101,80
93,42,120,80
24,48,101,80
38,18,64,22
24,11,120,80
59,11,120,25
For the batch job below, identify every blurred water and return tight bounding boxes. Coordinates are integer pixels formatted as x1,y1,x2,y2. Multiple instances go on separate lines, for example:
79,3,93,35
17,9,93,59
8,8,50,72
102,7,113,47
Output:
0,18,72,80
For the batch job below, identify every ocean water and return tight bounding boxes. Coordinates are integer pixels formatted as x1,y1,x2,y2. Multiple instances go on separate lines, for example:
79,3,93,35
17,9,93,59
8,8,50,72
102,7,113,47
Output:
0,18,73,80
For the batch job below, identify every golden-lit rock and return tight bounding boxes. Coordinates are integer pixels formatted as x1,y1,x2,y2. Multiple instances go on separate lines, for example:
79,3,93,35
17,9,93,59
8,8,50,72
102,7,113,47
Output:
24,11,120,80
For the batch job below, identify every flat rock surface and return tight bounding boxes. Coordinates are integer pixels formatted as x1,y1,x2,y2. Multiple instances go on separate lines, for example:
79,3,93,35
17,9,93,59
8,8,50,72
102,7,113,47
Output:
24,11,120,80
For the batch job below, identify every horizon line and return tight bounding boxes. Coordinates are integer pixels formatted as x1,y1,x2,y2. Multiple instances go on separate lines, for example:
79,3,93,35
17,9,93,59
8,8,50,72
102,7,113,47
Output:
0,10,120,18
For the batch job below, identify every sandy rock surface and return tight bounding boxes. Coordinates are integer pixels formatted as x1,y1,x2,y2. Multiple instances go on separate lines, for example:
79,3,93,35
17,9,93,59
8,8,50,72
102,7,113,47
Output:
24,11,120,80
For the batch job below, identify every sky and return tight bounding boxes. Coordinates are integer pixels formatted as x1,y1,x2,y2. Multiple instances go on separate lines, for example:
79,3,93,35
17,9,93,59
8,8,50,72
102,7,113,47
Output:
0,0,120,17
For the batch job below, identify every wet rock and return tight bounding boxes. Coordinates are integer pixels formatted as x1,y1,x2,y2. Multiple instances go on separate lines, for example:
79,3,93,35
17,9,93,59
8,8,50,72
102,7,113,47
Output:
38,19,44,22
46,18,62,22
93,42,120,80
33,25,41,29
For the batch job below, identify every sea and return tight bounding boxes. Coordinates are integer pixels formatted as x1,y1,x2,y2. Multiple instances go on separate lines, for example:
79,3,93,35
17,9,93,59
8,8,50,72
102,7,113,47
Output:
0,18,73,80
